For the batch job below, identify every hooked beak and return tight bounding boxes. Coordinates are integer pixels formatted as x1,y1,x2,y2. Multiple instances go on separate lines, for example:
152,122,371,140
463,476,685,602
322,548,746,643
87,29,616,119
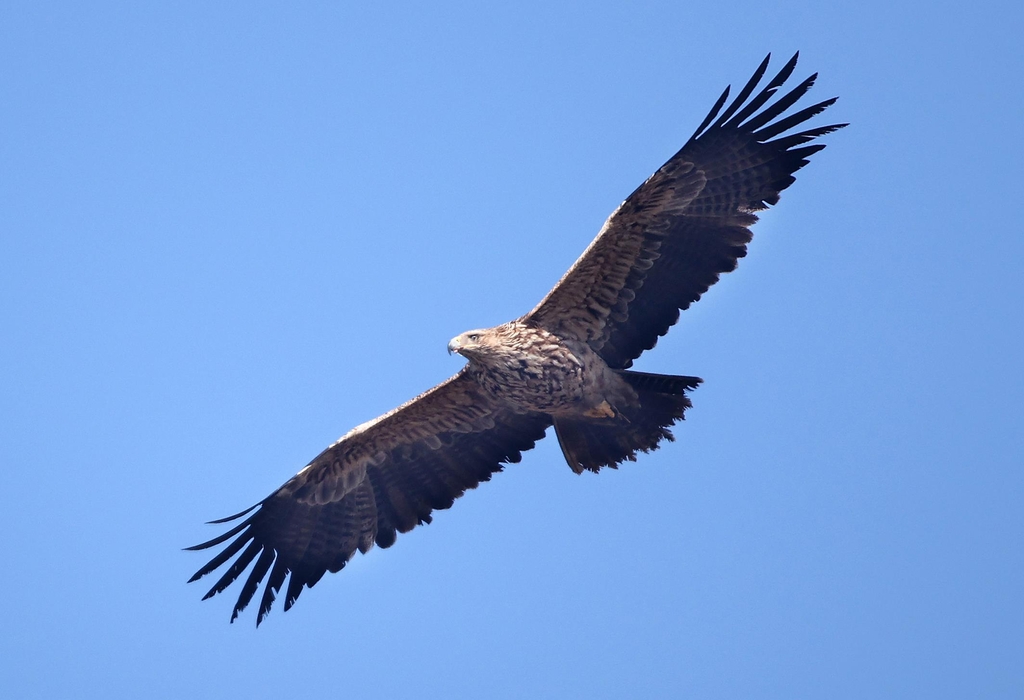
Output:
447,336,461,355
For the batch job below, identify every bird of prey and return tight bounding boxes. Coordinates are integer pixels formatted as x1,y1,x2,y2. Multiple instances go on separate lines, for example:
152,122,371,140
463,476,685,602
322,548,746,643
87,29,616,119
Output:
188,53,845,625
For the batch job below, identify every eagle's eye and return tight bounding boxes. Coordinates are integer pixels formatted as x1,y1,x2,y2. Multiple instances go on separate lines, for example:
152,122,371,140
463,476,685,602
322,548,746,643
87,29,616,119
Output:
467,333,480,342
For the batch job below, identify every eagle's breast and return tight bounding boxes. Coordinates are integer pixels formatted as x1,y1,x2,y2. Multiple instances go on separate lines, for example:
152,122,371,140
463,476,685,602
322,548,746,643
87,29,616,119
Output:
465,322,591,413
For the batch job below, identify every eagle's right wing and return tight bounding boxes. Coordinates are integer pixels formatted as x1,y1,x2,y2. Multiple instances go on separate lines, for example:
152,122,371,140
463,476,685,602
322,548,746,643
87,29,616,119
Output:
187,369,551,626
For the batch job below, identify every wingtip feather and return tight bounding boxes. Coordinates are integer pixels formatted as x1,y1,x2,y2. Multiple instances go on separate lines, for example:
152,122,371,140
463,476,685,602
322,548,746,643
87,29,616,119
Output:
711,53,773,130
184,513,257,551
689,84,731,142
206,502,260,525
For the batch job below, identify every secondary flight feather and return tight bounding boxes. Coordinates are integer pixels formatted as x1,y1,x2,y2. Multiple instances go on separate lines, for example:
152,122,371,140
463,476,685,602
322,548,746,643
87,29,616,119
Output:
188,53,845,625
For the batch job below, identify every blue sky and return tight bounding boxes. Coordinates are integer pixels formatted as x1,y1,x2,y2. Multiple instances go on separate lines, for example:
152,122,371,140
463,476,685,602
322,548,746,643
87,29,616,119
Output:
2,1,1021,698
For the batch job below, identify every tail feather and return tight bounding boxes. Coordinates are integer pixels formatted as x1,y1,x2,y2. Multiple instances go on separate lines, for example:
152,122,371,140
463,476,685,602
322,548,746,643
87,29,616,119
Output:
615,370,702,395
554,371,701,474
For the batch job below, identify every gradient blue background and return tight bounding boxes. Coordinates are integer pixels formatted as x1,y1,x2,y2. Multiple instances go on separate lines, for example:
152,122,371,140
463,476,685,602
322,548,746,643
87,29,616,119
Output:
2,2,1021,697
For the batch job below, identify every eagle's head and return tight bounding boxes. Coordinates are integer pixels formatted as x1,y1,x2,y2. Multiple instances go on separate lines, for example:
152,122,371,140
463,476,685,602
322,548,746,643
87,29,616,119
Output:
448,322,541,366
447,328,496,360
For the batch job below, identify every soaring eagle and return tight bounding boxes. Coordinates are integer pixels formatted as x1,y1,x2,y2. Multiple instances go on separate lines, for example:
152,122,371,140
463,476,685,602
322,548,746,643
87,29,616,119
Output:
189,53,845,625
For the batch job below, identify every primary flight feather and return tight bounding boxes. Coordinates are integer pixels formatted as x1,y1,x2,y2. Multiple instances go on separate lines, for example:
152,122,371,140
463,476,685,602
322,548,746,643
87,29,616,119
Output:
188,53,845,625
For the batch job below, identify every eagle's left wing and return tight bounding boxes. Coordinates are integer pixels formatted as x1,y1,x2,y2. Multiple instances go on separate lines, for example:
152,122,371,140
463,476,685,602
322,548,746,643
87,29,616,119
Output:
526,53,845,369
188,369,551,625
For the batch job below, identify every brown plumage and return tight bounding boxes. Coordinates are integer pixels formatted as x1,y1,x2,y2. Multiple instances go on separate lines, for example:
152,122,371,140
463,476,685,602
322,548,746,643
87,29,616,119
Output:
188,53,845,625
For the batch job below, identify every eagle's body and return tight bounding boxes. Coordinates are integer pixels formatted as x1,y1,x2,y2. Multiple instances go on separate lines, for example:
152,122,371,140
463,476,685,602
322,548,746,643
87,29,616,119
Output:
452,323,633,417
453,323,594,414
450,322,697,472
189,53,845,625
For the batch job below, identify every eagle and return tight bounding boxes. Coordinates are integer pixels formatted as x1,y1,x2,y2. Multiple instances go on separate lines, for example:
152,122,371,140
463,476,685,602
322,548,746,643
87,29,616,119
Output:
188,53,845,625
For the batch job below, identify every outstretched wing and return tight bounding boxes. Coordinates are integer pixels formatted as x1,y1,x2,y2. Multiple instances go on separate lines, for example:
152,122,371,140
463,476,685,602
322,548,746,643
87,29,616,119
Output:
187,369,551,625
526,53,846,369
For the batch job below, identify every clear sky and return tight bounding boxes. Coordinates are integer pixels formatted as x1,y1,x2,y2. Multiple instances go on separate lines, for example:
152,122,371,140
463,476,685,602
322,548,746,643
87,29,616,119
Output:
2,2,1021,698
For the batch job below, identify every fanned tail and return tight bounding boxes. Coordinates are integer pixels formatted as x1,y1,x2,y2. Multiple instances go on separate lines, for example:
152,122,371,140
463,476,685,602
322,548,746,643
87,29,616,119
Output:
554,371,701,474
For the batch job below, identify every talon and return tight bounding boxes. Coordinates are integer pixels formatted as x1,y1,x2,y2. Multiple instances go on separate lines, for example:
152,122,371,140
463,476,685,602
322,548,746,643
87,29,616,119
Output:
583,400,616,419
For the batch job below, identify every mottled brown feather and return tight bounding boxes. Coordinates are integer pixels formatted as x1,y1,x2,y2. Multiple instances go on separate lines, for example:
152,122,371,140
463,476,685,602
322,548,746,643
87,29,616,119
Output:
188,370,551,625
526,53,845,369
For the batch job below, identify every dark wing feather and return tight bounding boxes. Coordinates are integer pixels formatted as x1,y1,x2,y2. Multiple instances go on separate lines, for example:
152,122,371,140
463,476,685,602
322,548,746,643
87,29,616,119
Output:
187,369,551,625
526,53,846,369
